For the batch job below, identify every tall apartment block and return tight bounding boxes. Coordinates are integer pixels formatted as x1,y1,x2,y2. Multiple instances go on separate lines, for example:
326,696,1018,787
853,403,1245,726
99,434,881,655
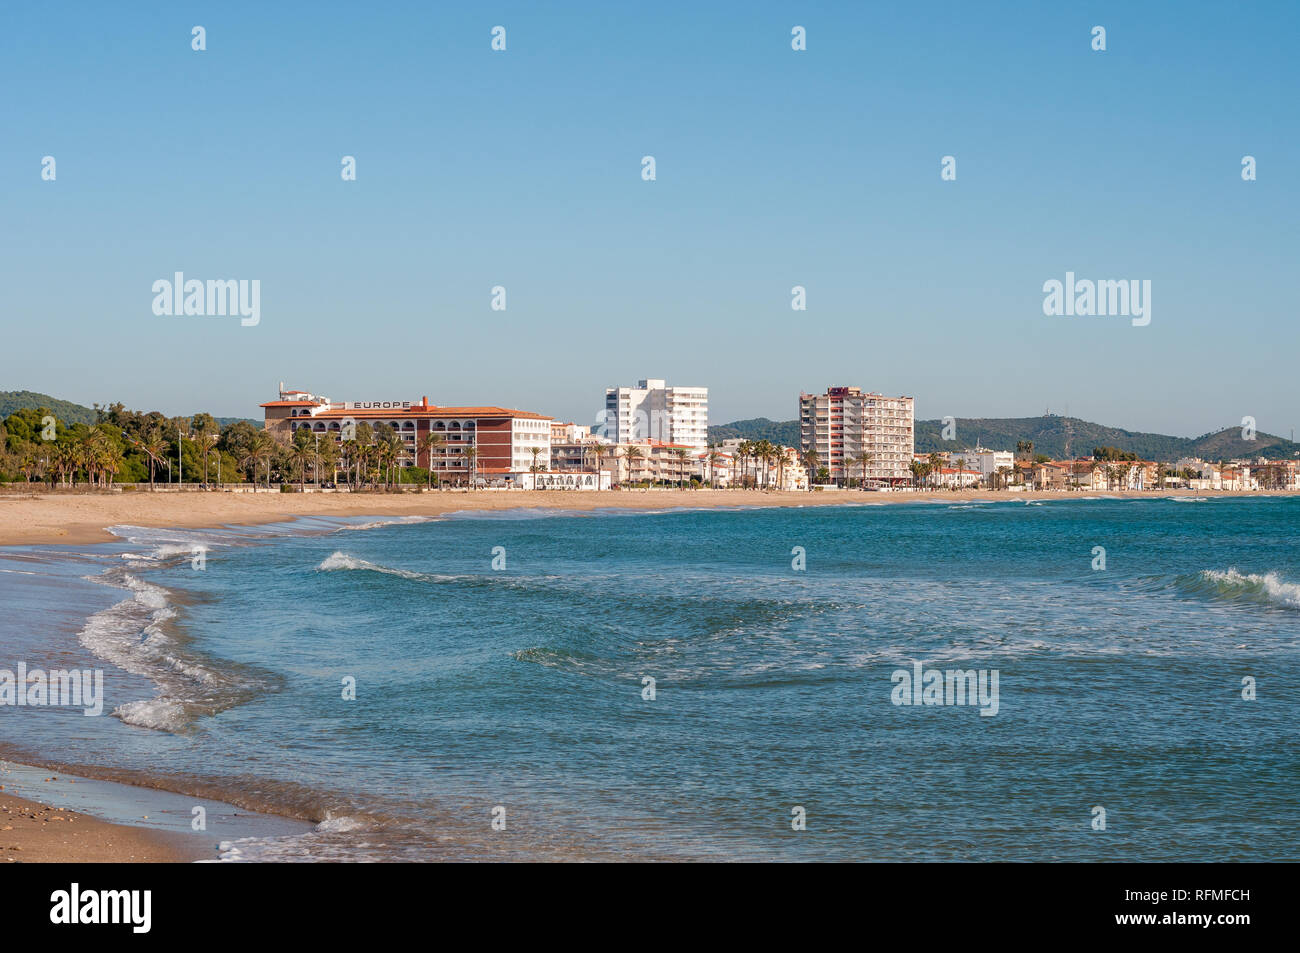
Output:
603,378,709,452
799,386,915,485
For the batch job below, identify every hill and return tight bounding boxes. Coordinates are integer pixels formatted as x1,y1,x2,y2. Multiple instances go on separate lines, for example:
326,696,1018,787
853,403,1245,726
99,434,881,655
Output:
0,391,258,429
709,414,1300,462
706,417,801,447
0,390,98,426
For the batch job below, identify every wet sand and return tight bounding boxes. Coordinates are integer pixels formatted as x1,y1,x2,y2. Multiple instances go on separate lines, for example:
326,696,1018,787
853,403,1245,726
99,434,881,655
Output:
0,790,203,863
0,762,315,863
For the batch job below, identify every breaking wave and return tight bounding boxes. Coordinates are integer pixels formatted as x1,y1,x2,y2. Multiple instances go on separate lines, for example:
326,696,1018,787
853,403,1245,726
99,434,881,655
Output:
1175,568,1300,611
79,568,280,732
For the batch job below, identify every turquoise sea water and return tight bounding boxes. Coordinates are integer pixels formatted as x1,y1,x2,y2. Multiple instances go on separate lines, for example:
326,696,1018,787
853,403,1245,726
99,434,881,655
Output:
1,497,1296,861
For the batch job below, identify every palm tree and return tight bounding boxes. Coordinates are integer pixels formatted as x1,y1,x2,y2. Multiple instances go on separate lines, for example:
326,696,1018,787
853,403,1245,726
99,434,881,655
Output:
672,447,690,488
802,449,820,490
340,438,358,489
241,431,276,487
348,441,364,489
385,440,399,487
289,434,314,492
196,432,219,485
53,443,74,487
100,443,123,487
756,440,776,489
776,447,793,491
142,431,169,490
737,440,753,488
317,436,340,486
418,432,446,488
908,458,924,489
927,452,943,491
852,451,872,489
707,448,724,488
465,445,479,489
622,444,644,485
385,432,406,487
78,430,107,487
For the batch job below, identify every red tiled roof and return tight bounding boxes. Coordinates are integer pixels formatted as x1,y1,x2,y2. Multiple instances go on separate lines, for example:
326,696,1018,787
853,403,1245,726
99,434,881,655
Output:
280,405,550,421
260,400,317,407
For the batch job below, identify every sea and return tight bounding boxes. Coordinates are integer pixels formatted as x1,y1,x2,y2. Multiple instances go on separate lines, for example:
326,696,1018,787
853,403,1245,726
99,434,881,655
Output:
0,496,1296,861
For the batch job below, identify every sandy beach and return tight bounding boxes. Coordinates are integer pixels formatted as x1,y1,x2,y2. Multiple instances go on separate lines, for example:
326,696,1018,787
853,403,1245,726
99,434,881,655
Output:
0,790,203,863
0,486,1290,548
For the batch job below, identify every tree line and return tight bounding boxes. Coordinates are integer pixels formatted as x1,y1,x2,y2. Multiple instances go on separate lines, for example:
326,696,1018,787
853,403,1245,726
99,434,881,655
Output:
0,402,463,490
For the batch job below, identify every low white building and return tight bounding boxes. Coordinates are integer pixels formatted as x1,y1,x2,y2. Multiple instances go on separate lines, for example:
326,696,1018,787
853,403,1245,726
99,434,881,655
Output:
936,466,982,489
519,470,611,490
951,448,1015,484
1176,457,1222,490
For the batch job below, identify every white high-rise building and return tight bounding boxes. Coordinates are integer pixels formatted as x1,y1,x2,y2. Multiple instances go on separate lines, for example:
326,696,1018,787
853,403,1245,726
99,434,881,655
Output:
799,386,915,485
602,378,709,452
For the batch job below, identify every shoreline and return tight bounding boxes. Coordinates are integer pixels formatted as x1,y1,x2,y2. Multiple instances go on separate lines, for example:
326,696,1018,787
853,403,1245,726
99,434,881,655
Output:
2,486,1294,548
0,790,203,863
0,760,313,863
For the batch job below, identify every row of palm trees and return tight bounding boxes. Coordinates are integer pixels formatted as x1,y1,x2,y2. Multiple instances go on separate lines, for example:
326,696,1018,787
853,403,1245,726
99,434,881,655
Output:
19,428,125,487
784,445,872,489
728,439,801,489
557,441,695,488
282,429,480,490
907,452,948,490
583,441,730,488
63,424,475,491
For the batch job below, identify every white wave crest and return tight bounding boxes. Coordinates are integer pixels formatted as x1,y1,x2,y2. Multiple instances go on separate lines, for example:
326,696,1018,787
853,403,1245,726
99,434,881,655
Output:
1200,568,1300,610
316,551,425,580
113,697,189,731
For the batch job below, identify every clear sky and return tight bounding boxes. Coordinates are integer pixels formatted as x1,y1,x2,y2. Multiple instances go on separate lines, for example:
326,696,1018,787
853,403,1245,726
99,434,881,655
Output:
2,1,1296,437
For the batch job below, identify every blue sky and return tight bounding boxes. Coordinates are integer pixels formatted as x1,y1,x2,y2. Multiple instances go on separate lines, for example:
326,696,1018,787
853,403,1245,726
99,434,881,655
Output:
2,1,1296,437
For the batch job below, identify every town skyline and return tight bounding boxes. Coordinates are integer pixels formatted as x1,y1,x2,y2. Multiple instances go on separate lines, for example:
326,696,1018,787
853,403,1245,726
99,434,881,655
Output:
4,380,1294,449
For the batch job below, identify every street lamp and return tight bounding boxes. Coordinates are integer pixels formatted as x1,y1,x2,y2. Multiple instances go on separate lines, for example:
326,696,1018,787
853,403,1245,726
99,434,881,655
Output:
177,427,188,484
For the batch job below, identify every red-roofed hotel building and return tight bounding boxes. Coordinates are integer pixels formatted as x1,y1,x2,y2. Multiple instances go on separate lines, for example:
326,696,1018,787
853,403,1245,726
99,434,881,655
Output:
261,385,552,483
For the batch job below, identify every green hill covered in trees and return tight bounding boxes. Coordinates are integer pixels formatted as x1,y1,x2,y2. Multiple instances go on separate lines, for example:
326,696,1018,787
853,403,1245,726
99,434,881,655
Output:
709,414,1300,462
0,391,257,429
0,391,98,426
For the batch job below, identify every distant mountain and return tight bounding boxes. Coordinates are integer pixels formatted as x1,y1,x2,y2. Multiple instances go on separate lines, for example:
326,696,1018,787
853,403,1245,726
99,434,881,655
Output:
709,414,1300,462
916,416,1300,461
0,391,258,429
707,417,801,447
